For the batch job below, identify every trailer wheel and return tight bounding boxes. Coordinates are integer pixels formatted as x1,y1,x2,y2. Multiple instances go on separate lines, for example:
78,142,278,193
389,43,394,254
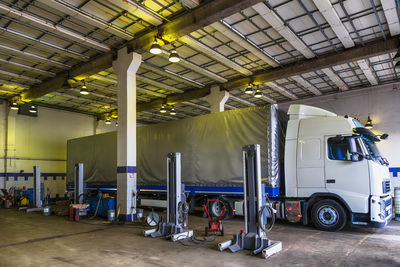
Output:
311,199,347,232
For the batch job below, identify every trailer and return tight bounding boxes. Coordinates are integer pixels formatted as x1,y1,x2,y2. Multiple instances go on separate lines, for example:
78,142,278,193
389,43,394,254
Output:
67,104,393,231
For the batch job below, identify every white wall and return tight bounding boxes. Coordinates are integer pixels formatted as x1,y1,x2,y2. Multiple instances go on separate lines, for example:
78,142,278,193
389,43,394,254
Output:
281,83,400,188
0,102,115,197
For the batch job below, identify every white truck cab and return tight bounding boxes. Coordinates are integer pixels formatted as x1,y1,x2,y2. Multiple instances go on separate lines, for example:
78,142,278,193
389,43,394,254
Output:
284,104,392,231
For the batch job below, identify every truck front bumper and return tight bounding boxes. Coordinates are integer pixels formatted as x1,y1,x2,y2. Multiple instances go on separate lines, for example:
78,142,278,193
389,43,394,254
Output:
369,195,393,228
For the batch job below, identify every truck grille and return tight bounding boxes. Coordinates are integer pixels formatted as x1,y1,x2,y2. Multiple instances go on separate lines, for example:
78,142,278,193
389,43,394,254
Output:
382,180,391,194
385,198,392,209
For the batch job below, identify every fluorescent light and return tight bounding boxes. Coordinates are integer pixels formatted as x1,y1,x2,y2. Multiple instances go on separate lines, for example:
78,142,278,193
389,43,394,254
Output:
105,118,111,125
170,106,176,115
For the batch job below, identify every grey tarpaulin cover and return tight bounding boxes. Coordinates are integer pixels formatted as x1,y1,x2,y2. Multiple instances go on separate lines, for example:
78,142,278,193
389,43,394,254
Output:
67,105,285,187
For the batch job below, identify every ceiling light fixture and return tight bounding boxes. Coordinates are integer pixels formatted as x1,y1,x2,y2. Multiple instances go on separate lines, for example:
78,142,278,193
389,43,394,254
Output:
115,121,118,127
10,102,19,110
105,118,111,125
365,116,373,129
150,38,162,55
169,50,180,63
29,105,37,113
80,82,89,95
160,105,167,113
170,106,176,115
245,84,253,94
254,89,263,98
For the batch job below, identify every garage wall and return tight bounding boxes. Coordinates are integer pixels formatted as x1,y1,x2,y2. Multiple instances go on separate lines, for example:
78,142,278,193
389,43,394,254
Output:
281,83,400,188
0,102,97,197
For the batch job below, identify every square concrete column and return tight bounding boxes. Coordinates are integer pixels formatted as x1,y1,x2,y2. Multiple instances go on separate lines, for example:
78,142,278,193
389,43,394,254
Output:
112,47,142,221
205,86,230,113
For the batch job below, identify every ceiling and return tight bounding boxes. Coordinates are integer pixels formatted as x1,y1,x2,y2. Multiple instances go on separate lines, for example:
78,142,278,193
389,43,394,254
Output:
0,0,399,125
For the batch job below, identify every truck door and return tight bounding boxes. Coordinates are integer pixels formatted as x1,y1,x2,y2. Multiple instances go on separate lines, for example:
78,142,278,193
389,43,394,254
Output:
324,136,370,213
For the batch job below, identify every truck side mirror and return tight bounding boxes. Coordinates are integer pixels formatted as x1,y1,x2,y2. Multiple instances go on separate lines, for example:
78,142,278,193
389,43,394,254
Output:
348,137,363,162
380,133,389,140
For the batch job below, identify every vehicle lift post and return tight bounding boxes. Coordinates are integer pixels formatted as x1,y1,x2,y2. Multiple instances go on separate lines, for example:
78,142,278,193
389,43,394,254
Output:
144,152,193,241
218,144,282,258
26,166,43,212
74,163,84,204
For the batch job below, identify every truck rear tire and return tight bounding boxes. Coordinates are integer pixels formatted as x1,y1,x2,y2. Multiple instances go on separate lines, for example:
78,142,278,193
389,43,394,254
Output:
311,199,347,232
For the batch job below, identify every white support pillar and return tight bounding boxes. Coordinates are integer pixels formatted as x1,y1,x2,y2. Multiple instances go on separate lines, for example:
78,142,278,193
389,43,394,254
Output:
4,106,17,190
112,47,142,221
205,86,230,113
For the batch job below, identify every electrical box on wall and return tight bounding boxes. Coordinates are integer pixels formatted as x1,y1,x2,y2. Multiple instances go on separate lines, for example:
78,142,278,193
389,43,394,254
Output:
18,103,38,117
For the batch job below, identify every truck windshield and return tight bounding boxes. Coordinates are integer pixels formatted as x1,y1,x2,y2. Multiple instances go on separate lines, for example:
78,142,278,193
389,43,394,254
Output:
353,127,385,165
361,137,382,162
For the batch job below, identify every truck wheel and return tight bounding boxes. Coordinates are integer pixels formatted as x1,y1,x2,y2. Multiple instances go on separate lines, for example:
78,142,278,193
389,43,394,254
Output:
311,199,347,232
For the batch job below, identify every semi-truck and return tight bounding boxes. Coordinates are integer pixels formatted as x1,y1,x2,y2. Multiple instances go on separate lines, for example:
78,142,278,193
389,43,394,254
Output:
67,104,393,231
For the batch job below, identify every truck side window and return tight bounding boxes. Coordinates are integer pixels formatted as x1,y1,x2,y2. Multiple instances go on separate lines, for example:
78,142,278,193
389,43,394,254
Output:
327,137,352,161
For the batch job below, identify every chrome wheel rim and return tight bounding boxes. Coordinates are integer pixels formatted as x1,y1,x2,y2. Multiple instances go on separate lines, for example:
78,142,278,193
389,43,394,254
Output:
317,205,339,226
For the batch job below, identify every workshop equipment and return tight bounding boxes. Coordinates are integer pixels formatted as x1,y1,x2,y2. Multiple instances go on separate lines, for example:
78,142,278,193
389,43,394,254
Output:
219,145,281,259
25,166,44,213
144,152,193,241
74,163,84,204
69,204,89,221
204,198,225,236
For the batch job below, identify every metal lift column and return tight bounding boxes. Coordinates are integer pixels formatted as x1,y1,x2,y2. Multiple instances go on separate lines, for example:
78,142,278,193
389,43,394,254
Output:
219,144,282,258
144,152,193,241
26,166,43,212
74,163,84,204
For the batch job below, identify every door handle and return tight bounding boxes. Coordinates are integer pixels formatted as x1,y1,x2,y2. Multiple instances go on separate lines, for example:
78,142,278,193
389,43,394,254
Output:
326,179,335,184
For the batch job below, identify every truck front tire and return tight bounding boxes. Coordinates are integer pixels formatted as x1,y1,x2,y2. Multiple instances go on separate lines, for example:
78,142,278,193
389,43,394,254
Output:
311,199,347,232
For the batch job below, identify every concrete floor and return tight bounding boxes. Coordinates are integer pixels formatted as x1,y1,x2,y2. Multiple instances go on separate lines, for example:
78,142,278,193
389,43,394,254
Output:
0,209,399,267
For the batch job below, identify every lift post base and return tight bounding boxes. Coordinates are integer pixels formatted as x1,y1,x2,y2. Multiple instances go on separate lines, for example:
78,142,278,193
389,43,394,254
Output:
262,240,282,259
26,207,43,213
220,232,273,255
144,222,193,241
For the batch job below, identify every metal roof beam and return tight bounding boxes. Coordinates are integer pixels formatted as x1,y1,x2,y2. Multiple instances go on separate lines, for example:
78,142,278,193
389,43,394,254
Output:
211,20,279,67
228,94,255,106
0,26,89,60
253,2,315,58
0,70,41,83
312,0,355,48
291,75,322,96
20,0,261,101
179,35,253,76
0,2,110,52
136,37,397,112
321,67,349,91
141,62,204,88
37,0,135,40
159,49,228,83
265,81,298,99
0,44,71,69
182,101,210,111
0,58,55,77
357,59,378,85
381,0,400,36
